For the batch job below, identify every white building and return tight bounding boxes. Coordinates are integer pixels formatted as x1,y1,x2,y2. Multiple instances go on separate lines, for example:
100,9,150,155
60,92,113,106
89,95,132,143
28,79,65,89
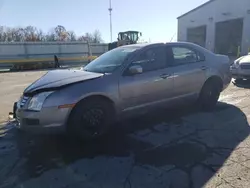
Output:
177,0,250,56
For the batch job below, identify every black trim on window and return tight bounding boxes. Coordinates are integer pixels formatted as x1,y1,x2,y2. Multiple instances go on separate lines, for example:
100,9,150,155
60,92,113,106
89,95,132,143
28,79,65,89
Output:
167,45,206,67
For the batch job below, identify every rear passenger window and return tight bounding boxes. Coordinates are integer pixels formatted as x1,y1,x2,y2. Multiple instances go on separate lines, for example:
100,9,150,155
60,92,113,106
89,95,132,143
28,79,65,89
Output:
172,47,205,65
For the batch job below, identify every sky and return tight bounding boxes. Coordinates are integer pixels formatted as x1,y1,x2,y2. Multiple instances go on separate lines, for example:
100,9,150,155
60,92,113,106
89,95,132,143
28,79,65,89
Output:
0,0,209,43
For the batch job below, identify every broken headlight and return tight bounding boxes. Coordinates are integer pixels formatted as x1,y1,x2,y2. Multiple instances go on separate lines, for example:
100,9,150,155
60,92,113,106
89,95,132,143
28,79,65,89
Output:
27,91,54,111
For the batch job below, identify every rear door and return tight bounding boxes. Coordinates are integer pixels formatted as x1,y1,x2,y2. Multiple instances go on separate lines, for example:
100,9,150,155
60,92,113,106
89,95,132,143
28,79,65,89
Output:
166,44,207,97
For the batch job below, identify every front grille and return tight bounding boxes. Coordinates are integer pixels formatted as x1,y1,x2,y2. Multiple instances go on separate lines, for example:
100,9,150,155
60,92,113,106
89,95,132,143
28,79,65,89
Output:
20,96,29,108
240,64,250,69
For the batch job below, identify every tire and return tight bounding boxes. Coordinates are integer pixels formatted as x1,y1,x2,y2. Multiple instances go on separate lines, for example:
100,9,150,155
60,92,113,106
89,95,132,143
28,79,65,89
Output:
198,80,221,111
67,98,115,140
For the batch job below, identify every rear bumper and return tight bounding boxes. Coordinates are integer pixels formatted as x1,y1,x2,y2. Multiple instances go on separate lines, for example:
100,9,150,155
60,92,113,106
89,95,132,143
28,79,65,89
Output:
14,104,71,135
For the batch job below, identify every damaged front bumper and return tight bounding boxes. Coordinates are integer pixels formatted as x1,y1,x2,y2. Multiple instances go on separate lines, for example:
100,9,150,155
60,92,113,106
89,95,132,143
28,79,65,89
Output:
9,101,70,134
9,102,17,119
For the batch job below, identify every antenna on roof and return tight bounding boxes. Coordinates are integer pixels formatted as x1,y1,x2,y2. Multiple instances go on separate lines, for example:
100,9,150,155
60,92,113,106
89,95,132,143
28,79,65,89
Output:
169,33,176,42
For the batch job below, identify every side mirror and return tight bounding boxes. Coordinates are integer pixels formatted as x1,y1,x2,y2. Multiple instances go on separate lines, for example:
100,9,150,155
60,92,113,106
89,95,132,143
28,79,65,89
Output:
129,65,143,75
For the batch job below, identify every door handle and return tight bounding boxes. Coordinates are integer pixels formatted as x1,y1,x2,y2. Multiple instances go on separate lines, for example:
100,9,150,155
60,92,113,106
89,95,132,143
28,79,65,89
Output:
160,74,171,79
201,66,207,70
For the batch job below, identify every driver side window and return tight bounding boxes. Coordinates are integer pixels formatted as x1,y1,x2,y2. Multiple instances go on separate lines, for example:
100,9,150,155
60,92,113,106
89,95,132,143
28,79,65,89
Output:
131,47,166,72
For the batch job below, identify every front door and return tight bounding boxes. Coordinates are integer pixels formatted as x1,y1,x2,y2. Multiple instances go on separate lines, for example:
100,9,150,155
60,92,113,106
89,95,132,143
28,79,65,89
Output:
118,46,174,112
167,45,207,97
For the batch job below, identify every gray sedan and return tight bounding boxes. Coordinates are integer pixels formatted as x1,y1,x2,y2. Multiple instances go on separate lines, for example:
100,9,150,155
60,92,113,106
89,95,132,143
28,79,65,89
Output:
14,42,231,139
231,53,250,81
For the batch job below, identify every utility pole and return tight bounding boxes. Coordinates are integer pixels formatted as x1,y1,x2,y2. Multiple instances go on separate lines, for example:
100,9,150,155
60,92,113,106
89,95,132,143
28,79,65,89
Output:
108,0,113,42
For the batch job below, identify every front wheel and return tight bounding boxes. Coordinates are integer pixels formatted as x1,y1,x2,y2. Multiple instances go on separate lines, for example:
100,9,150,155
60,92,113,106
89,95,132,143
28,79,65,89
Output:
198,81,221,111
67,98,115,140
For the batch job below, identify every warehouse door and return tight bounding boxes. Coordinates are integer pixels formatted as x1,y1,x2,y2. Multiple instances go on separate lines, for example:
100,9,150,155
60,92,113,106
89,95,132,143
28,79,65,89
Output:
215,18,243,56
187,25,207,47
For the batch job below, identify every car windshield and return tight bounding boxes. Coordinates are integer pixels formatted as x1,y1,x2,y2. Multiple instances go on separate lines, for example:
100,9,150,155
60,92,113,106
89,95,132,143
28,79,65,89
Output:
83,47,138,73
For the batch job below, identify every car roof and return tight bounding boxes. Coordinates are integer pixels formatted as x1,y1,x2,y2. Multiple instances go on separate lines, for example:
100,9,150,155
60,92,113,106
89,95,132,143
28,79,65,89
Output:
120,42,202,49
167,41,213,54
119,43,164,49
166,41,201,46
117,41,213,55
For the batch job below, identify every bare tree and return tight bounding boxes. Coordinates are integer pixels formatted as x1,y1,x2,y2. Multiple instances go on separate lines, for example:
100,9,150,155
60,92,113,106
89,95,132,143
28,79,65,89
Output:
54,25,68,41
15,28,25,41
0,26,5,41
46,28,57,41
79,30,103,43
68,31,76,41
92,29,103,43
77,35,87,41
0,25,104,42
36,29,46,41
83,32,93,42
6,27,14,42
24,26,39,41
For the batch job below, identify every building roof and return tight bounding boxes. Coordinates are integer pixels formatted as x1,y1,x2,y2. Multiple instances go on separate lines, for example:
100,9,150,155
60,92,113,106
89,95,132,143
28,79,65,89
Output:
177,0,216,19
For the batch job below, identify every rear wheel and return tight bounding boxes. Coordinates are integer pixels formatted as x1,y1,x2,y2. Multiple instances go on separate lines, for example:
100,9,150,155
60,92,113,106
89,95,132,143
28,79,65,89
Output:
198,80,221,111
67,98,114,140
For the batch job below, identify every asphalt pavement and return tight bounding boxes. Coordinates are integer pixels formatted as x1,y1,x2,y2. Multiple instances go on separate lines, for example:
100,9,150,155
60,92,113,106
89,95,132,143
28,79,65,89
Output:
0,71,250,188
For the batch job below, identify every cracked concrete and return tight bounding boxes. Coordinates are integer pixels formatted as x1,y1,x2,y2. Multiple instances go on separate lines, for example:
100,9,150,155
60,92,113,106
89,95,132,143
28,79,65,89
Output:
1,71,250,188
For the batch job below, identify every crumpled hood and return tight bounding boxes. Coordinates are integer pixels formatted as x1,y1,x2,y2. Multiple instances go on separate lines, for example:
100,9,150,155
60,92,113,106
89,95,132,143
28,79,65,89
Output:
24,69,103,94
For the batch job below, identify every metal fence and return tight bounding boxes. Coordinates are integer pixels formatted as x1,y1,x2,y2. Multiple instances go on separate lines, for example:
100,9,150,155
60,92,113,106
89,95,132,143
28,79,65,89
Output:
0,42,109,70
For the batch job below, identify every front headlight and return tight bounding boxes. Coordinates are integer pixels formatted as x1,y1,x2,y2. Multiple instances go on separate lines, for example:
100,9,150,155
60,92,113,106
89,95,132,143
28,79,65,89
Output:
233,61,240,68
27,91,54,111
